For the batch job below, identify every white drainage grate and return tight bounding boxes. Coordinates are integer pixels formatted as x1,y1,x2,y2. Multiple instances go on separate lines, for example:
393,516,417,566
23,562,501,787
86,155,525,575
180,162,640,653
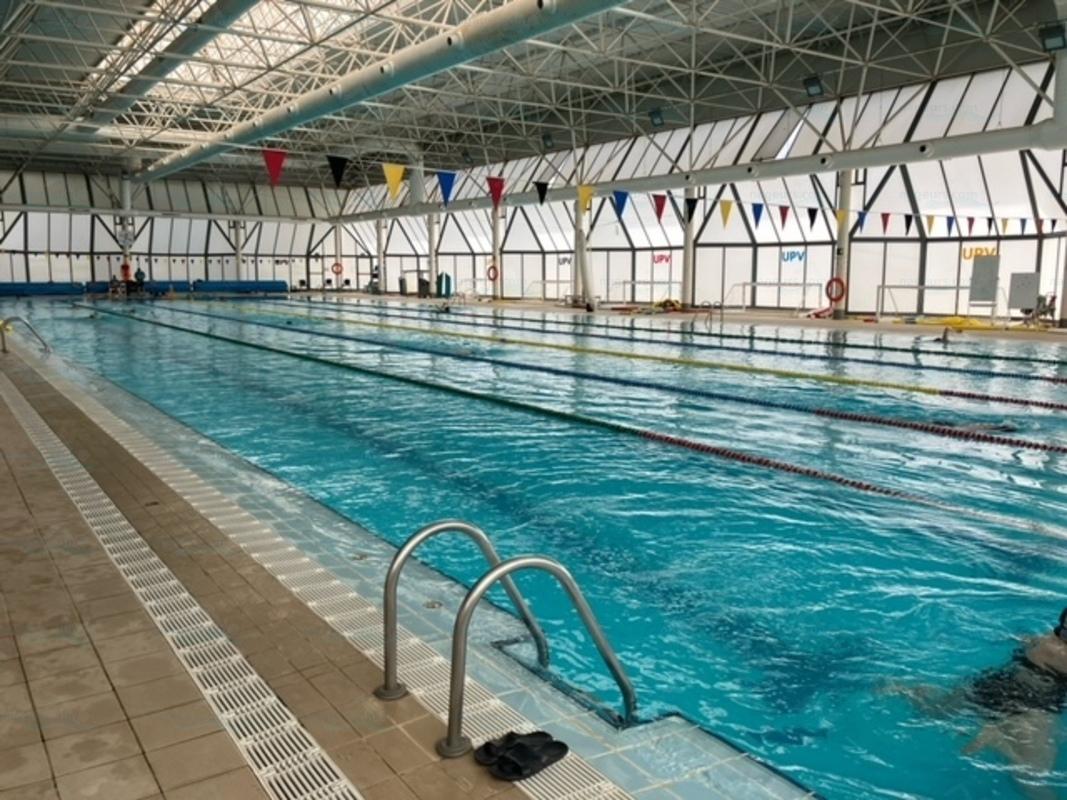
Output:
23,361,643,800
0,374,363,800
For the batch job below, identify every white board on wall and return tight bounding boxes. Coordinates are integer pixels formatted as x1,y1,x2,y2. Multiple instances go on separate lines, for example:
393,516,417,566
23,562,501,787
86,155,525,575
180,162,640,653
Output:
970,255,999,303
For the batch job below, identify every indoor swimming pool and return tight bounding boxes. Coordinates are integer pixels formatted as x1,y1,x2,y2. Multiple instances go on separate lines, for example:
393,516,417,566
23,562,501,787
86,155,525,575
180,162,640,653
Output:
5,296,1067,800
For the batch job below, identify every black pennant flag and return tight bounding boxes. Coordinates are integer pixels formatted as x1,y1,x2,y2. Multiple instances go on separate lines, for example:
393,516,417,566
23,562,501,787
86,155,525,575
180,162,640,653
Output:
806,207,818,229
533,181,549,204
326,155,350,188
684,197,699,223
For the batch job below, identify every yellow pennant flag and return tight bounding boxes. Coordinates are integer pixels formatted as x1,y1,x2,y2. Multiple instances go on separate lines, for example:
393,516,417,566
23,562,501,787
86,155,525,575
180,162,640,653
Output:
577,184,594,213
1000,218,1010,234
925,214,935,233
835,209,847,227
382,162,406,200
720,199,734,226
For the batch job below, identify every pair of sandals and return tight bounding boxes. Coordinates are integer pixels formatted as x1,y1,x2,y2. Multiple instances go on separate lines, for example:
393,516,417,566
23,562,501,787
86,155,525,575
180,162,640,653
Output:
473,730,569,781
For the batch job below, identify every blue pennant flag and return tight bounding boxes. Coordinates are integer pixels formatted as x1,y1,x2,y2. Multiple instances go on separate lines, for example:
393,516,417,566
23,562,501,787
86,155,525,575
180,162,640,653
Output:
437,171,457,206
946,216,955,236
752,203,764,226
857,210,867,231
612,190,629,220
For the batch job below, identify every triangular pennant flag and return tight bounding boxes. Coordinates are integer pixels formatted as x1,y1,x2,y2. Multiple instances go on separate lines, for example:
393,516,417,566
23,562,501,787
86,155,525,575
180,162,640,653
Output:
925,215,935,234
382,162,406,199
1020,218,1028,235
1001,218,1010,234
1052,219,1059,232
684,196,699,223
807,207,818,229
835,209,847,228
857,210,867,231
720,199,734,226
577,184,594,213
652,194,667,221
1037,218,1045,234
534,181,549,205
946,217,955,236
752,203,764,227
437,171,457,206
262,148,287,187
987,217,995,234
326,155,349,189
487,176,505,208
967,217,975,235
904,214,914,235
613,190,630,220
778,206,790,227
880,212,890,234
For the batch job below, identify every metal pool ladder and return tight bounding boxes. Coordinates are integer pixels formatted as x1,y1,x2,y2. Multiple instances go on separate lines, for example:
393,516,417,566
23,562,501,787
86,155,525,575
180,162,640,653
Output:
375,520,637,758
1,316,51,354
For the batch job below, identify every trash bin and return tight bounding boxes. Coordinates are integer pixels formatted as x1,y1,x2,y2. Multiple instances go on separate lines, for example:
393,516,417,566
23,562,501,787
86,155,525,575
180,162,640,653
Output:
398,276,408,296
436,273,452,298
417,277,431,298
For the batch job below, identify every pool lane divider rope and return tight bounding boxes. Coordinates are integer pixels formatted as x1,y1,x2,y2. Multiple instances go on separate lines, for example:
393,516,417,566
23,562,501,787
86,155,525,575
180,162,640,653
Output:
206,300,1067,413
79,303,1064,540
148,302,1067,455
264,298,1066,385
327,297,1067,368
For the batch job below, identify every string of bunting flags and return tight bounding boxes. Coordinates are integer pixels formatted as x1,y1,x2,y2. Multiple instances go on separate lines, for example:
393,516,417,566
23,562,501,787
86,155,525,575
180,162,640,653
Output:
258,151,1065,236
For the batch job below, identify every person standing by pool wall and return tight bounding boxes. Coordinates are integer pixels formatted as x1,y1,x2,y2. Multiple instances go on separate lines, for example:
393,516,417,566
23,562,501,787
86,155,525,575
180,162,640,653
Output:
888,609,1067,800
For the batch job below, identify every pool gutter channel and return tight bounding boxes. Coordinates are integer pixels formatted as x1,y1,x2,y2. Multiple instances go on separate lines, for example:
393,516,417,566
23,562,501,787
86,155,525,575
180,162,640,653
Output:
13,340,818,800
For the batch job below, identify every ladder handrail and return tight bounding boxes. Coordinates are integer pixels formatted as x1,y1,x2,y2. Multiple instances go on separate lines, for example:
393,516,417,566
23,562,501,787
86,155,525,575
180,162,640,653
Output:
375,520,550,701
436,554,637,758
1,316,51,354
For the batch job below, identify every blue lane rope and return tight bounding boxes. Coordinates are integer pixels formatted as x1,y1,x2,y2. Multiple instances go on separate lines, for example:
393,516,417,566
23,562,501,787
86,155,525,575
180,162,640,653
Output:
134,302,1067,454
314,296,1067,367
261,298,1066,385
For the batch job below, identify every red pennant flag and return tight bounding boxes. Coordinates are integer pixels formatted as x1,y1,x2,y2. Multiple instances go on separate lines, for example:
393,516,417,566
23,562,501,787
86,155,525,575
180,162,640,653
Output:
967,217,975,235
652,194,667,221
262,148,287,186
778,206,790,227
487,176,505,208
1037,218,1045,234
880,212,890,234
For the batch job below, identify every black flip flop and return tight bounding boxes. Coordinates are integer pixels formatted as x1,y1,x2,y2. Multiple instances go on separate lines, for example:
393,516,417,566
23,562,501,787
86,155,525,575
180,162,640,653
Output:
489,740,569,781
474,731,553,766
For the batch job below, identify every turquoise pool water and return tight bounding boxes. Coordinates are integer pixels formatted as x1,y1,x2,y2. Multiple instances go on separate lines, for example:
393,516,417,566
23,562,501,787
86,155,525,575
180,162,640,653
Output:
6,296,1067,800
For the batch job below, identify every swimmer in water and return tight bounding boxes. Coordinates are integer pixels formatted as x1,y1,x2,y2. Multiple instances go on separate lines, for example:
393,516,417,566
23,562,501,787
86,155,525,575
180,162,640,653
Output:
931,419,1021,434
887,609,1067,800
932,326,951,344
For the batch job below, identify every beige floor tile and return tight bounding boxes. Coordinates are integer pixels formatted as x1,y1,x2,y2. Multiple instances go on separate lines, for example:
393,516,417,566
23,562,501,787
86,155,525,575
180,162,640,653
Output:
94,630,169,665
144,731,246,791
329,739,396,788
365,728,433,775
59,563,121,587
0,635,17,661
78,593,142,622
104,651,183,688
83,611,154,644
362,776,419,800
23,644,100,681
29,665,111,709
0,683,40,748
15,624,90,658
54,754,159,800
161,767,268,800
402,715,448,755
130,700,222,752
66,577,128,605
0,658,24,687
46,720,141,777
298,707,361,750
116,674,200,718
0,742,51,791
37,692,127,740
272,675,332,717
0,778,58,800
401,763,482,800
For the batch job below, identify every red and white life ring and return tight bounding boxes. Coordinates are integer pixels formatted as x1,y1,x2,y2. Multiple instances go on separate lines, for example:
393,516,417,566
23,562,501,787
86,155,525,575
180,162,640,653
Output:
330,262,343,276
825,277,846,303
486,264,499,282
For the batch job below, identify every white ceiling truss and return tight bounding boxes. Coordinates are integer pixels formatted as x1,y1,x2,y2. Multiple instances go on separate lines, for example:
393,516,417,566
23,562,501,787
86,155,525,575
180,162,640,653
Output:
0,0,1058,188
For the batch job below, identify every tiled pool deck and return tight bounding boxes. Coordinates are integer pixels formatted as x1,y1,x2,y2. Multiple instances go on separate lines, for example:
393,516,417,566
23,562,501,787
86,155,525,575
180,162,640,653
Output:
0,340,817,800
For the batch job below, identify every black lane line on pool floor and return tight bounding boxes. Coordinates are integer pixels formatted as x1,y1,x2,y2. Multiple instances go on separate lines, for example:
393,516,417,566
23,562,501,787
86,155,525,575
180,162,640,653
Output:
148,302,1066,456
77,303,1067,541
292,296,1067,368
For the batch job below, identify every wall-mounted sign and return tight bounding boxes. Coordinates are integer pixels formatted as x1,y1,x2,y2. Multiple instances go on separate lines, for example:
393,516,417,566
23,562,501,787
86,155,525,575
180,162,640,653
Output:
558,255,572,266
781,250,806,262
962,247,998,260
652,253,672,265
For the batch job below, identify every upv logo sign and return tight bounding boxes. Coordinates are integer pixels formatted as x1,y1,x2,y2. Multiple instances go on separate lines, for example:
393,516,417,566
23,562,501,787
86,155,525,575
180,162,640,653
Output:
652,253,672,265
781,250,806,262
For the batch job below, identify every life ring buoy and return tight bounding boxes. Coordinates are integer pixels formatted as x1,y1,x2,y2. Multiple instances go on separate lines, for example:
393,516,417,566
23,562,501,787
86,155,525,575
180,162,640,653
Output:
330,262,343,276
825,277,846,303
486,264,499,282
